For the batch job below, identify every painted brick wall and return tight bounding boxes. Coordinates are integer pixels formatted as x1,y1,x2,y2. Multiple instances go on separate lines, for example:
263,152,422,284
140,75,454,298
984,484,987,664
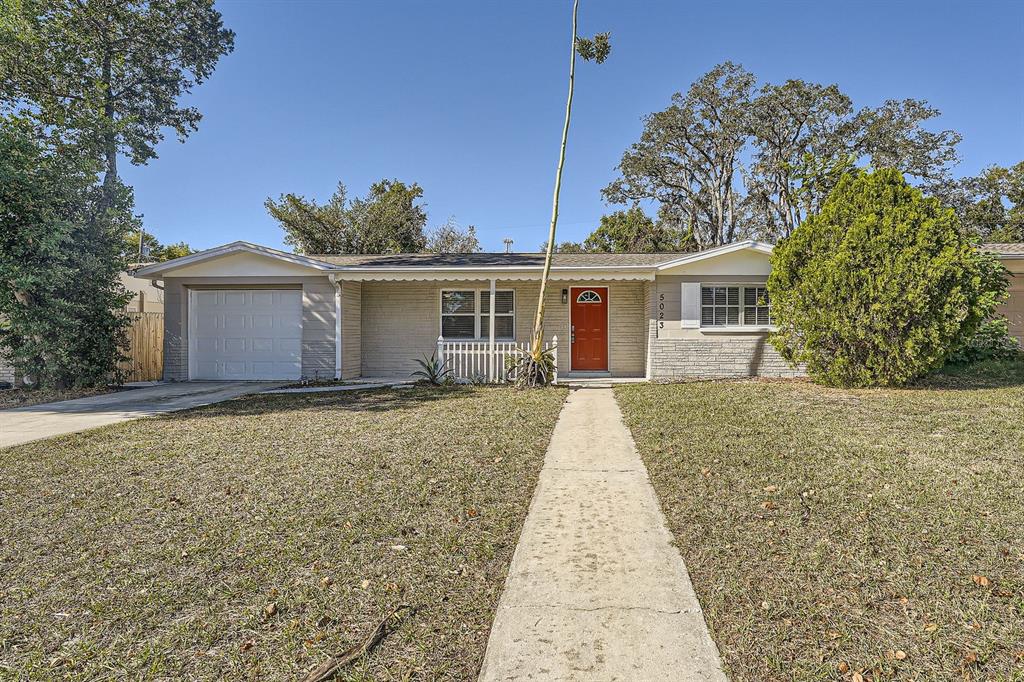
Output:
0,353,15,385
161,277,336,381
999,263,1023,347
649,336,803,380
163,280,188,381
301,280,337,380
359,280,648,378
341,281,362,379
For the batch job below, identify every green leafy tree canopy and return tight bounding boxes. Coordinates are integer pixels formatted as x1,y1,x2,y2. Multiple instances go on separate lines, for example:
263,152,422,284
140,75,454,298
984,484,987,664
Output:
605,62,962,246
123,230,193,262
266,179,428,255
0,117,133,388
0,0,235,186
934,162,1024,243
582,206,692,252
767,168,1008,387
425,218,481,253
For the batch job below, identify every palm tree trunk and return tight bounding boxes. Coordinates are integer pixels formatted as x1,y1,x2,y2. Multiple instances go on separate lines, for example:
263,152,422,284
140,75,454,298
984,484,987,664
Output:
531,0,580,357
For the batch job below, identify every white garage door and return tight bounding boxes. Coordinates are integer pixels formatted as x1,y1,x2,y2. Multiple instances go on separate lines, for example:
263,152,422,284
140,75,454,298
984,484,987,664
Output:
189,289,303,380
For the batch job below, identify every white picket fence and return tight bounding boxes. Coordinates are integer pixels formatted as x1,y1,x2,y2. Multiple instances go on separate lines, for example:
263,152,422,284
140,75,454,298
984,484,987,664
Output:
438,335,558,384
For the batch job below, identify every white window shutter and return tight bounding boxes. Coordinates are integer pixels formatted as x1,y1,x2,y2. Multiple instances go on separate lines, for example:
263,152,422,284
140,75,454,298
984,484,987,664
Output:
681,282,701,328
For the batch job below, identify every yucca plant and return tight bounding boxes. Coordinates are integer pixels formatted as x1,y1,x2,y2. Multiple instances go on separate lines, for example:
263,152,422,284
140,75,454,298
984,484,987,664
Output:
410,352,453,385
505,347,557,388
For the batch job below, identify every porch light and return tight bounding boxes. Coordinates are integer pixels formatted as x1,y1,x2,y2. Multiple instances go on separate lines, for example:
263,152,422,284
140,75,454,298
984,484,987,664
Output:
561,289,568,304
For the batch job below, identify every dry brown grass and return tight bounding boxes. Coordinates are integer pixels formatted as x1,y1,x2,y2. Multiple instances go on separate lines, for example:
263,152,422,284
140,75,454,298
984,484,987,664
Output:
0,385,566,680
617,360,1024,682
0,386,123,410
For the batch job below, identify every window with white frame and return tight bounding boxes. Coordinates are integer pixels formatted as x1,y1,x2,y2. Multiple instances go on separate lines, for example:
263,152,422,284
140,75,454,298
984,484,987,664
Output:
701,285,772,327
441,289,515,339
743,286,773,325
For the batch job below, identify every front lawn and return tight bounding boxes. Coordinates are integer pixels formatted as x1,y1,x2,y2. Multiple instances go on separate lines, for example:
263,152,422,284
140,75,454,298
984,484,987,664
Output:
0,385,124,410
0,385,566,680
616,361,1024,681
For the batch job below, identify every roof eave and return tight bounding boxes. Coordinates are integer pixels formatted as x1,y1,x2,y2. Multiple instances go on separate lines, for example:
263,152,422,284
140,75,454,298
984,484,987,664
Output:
655,240,774,270
133,241,334,277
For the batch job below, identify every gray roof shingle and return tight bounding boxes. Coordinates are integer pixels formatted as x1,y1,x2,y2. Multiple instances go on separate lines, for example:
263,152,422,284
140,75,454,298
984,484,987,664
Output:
984,243,1024,256
310,252,689,268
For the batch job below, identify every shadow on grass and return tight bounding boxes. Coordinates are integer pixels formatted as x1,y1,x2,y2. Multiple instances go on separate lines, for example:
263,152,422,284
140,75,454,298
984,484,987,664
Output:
155,384,483,422
912,358,1024,391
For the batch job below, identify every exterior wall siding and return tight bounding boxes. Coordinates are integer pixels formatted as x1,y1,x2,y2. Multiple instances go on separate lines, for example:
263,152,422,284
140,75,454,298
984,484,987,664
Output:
341,281,362,379
161,276,337,381
358,280,648,378
999,261,1023,347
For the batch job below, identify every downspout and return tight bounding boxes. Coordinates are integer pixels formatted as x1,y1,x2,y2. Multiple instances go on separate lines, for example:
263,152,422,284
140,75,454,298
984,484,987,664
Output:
330,274,342,380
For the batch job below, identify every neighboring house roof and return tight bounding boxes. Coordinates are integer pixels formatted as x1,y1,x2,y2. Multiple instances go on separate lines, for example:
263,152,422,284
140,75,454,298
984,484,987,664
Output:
984,243,1024,258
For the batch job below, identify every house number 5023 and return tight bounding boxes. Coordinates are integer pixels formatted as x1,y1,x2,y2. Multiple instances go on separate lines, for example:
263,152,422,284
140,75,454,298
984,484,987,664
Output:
658,293,665,329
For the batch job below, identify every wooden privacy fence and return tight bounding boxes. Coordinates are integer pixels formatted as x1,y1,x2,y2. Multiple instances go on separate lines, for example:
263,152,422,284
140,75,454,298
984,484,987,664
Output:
119,312,164,382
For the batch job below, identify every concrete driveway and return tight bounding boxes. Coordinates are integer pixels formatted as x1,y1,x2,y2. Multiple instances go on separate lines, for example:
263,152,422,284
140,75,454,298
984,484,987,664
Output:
0,382,281,449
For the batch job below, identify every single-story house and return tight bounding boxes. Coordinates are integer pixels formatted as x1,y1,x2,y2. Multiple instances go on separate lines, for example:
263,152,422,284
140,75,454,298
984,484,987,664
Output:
128,240,1022,384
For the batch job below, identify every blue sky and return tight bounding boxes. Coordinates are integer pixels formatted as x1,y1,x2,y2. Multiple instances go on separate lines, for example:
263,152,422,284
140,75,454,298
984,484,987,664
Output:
120,0,1024,253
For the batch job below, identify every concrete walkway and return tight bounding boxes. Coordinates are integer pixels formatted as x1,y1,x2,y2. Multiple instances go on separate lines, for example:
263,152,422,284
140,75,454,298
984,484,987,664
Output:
0,381,280,449
479,388,727,681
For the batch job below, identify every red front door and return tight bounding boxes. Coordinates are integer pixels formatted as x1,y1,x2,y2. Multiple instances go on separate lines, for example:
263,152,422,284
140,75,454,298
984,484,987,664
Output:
570,287,608,371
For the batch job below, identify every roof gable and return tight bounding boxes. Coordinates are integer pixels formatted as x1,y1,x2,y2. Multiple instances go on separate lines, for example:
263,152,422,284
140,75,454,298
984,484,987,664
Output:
656,241,773,276
133,242,332,278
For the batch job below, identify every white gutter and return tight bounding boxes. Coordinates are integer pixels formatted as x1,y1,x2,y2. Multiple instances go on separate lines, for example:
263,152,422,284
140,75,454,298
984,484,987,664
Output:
326,263,661,273
329,273,342,380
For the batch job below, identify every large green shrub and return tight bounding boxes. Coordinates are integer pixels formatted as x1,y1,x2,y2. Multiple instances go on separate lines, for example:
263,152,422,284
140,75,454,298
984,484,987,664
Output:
946,318,1022,365
768,168,1008,387
0,119,133,388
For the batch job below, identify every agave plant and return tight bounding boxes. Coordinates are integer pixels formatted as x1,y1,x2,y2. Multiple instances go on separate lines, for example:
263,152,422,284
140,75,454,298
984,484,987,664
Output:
505,346,557,388
410,352,453,385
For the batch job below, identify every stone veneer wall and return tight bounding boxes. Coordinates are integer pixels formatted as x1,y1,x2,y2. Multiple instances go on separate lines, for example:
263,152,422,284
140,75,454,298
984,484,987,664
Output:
0,353,15,385
648,331,803,380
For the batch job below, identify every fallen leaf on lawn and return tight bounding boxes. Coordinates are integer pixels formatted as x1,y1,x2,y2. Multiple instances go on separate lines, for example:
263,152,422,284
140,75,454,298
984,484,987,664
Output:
894,650,907,661
971,575,990,587
390,545,408,552
852,672,864,682
964,651,979,664
924,622,939,633
466,508,479,518
240,639,255,652
760,600,770,610
321,576,334,587
761,500,776,510
838,661,850,673
764,485,778,493
264,603,277,617
360,579,370,589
